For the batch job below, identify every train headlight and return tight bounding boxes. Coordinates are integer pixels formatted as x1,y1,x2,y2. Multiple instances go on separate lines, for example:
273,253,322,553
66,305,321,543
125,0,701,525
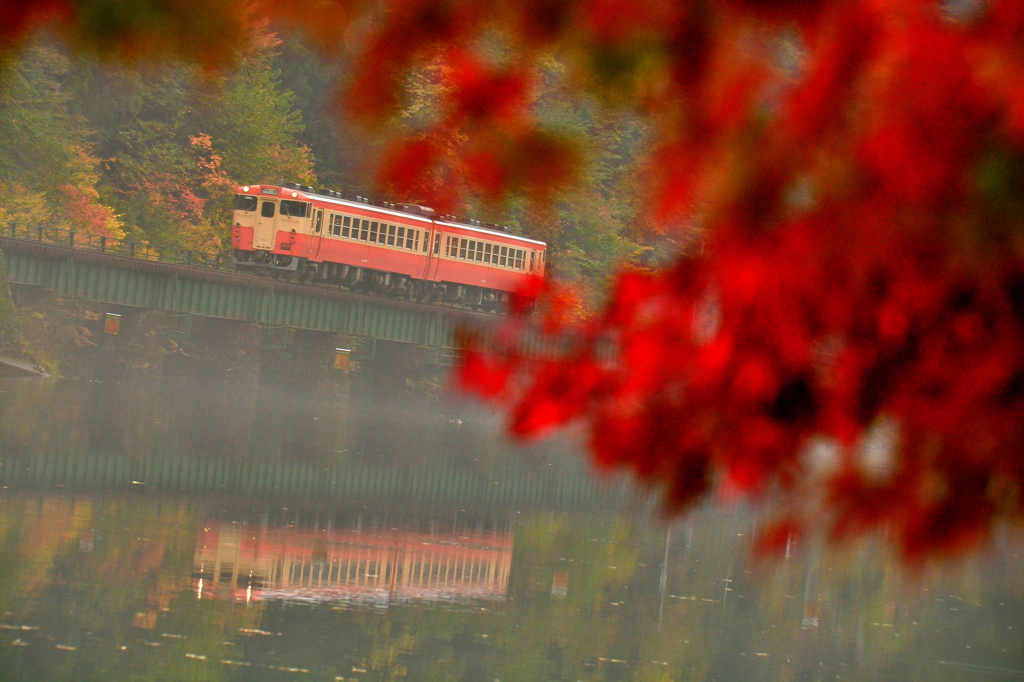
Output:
291,191,298,198
242,186,249,192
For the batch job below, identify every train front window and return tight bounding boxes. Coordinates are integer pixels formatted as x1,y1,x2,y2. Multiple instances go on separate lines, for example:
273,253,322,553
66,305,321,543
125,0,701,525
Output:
260,201,275,218
234,195,257,212
280,200,308,217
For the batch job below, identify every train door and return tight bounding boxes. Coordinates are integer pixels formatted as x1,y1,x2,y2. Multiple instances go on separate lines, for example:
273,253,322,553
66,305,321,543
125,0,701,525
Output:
422,229,443,280
421,229,433,279
432,231,443,279
309,209,323,257
254,199,277,250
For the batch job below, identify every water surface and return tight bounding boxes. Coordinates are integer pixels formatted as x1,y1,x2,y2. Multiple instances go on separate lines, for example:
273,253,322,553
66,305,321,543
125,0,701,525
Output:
0,378,1021,681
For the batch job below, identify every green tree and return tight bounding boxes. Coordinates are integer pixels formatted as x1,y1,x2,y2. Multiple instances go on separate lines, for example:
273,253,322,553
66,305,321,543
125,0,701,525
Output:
69,27,314,250
0,42,121,236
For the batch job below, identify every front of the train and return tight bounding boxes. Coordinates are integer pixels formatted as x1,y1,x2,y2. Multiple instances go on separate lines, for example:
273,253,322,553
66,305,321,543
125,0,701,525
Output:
231,183,315,274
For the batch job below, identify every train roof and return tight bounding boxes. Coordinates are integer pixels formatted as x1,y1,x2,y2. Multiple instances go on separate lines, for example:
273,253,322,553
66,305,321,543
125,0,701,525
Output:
239,184,546,248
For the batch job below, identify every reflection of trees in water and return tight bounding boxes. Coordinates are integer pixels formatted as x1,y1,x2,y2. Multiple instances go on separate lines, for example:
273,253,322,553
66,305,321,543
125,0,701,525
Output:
0,494,263,680
0,492,1020,680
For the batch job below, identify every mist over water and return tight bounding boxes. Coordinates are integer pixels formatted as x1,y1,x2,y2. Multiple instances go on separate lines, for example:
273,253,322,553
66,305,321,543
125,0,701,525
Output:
0,377,1020,681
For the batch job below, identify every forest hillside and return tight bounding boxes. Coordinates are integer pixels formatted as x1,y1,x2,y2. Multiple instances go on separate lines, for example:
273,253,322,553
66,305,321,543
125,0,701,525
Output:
0,27,648,300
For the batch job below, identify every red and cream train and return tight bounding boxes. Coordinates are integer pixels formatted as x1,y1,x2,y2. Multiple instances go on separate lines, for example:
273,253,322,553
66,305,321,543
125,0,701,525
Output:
230,182,546,310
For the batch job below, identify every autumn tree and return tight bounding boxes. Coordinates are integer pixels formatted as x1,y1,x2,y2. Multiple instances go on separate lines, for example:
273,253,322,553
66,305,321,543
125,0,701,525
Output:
70,26,314,249
0,42,121,236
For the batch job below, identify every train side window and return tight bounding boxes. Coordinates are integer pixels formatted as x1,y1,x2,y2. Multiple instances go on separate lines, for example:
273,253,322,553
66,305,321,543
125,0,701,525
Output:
530,251,535,271
356,219,365,241
412,230,419,251
500,246,507,266
397,226,405,248
516,249,525,269
484,243,492,264
234,195,257,212
388,224,396,246
434,233,441,255
460,239,468,260
475,242,484,262
315,210,323,234
369,222,378,243
342,216,351,238
407,229,415,250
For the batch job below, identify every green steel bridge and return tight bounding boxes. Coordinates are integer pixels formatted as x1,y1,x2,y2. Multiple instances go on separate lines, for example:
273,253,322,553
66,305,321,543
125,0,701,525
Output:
0,226,559,356
0,447,640,512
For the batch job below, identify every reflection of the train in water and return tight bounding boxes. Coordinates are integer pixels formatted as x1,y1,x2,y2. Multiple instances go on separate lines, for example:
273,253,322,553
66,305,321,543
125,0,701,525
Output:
193,521,512,607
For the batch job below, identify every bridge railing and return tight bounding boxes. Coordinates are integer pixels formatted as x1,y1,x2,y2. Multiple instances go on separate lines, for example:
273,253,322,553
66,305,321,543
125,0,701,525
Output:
3,223,229,269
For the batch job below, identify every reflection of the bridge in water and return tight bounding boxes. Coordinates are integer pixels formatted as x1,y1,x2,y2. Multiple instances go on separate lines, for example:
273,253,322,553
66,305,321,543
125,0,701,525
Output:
193,522,512,607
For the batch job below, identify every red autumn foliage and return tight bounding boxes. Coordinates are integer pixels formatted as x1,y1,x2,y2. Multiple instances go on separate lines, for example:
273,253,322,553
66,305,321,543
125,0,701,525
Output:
57,185,120,237
6,0,1024,556
444,53,531,125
